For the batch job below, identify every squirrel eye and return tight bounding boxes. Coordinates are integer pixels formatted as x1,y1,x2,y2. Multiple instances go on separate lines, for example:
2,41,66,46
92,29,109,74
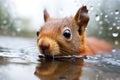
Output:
36,31,39,36
63,29,72,40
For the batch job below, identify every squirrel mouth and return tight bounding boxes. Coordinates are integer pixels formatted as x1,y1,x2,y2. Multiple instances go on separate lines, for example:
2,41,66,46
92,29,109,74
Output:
39,54,87,60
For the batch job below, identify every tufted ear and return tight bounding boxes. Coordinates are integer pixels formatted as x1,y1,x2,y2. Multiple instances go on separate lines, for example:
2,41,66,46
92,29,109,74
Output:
44,9,50,22
74,6,89,35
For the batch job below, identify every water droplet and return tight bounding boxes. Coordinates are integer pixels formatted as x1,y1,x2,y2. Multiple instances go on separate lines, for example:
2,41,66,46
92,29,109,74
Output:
115,17,118,20
105,15,108,18
95,15,100,21
112,23,116,26
16,28,21,32
59,8,64,16
108,27,112,30
105,19,110,23
90,6,94,11
115,10,119,15
114,40,119,45
99,21,103,25
110,12,113,15
100,13,103,15
116,26,120,30
85,27,88,30
112,49,116,53
112,32,119,37
97,3,101,7
3,20,7,24
99,31,102,34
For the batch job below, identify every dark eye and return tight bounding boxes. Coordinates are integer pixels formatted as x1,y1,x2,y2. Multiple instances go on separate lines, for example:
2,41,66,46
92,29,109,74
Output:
63,29,72,40
36,31,39,36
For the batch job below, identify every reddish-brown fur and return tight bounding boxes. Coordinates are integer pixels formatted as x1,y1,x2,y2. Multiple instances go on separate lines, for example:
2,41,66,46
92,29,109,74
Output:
37,6,112,56
35,59,84,80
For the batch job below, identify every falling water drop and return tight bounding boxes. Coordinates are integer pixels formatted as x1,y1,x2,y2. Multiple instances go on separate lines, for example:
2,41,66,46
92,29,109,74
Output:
100,13,103,15
112,49,116,53
3,20,7,25
112,32,119,37
95,15,100,21
97,3,101,7
112,23,116,26
59,8,64,16
115,10,119,15
99,21,103,25
110,12,113,15
90,6,94,11
108,27,112,30
16,28,21,32
114,40,119,45
105,15,108,18
115,17,118,20
116,26,120,30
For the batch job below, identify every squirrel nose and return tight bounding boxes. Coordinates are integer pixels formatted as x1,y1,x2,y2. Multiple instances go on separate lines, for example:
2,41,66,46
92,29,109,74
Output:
39,40,50,51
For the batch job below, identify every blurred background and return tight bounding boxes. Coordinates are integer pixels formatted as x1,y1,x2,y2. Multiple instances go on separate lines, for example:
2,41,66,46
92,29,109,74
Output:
0,0,120,48
0,1,120,80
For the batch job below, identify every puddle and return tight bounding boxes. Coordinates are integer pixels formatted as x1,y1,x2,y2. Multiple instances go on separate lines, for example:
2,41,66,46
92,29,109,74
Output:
0,36,120,80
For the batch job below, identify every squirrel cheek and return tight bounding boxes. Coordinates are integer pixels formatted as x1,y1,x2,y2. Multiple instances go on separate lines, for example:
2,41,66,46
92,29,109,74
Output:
38,38,60,56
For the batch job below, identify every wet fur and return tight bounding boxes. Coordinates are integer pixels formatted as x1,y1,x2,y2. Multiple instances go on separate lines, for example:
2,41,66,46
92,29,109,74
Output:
37,6,112,56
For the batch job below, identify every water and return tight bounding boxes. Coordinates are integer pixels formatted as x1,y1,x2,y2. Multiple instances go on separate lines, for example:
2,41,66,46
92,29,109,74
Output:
0,36,120,80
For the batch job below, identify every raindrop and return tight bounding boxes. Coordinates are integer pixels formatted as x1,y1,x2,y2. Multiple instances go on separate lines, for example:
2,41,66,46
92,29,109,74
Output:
105,15,108,18
110,12,113,15
112,32,119,37
99,21,103,25
99,31,102,35
112,23,116,26
105,19,110,23
90,6,94,11
115,10,119,15
85,27,88,30
59,8,64,16
116,26,120,30
114,40,119,45
97,3,101,7
115,17,118,20
100,13,103,15
108,27,112,30
112,49,116,53
3,20,7,24
95,15,100,21
16,28,21,32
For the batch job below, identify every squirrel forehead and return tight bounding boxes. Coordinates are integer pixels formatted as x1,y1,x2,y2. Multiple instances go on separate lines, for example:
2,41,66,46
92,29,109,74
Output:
40,18,74,33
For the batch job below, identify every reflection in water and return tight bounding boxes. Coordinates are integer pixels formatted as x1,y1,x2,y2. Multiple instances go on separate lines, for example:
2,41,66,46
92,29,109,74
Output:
35,59,84,80
0,36,120,80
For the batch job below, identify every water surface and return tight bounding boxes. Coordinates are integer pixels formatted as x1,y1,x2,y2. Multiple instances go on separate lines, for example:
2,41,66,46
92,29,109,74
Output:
0,36,120,80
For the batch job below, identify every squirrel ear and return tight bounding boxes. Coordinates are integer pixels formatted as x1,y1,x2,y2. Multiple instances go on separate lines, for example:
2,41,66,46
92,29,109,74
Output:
74,6,89,35
44,9,50,22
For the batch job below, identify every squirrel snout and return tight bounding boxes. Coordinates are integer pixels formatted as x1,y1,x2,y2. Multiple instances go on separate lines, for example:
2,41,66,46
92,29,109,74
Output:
38,39,50,55
38,37,60,56
39,40,50,51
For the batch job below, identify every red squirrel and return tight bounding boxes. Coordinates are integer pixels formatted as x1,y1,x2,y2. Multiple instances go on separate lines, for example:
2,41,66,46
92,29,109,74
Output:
37,6,112,57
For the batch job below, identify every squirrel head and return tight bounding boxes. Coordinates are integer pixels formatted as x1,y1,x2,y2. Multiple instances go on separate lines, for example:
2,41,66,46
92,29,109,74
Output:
37,6,89,57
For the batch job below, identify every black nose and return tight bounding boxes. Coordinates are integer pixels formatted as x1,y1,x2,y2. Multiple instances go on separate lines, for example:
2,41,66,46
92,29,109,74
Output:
39,40,50,51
